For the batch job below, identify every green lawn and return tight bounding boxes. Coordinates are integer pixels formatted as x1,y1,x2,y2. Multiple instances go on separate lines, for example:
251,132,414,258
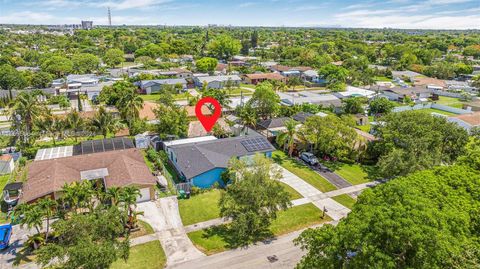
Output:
419,108,458,116
279,181,303,200
0,174,11,223
373,76,391,81
322,162,379,185
178,189,222,226
140,92,191,102
110,241,166,269
188,203,331,255
435,96,465,109
272,150,337,192
226,88,254,96
115,61,139,68
332,194,357,209
239,83,256,89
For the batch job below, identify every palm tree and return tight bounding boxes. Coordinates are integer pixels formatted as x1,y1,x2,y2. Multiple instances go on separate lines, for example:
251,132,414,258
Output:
10,92,44,146
90,106,120,138
118,89,143,133
35,108,61,146
238,105,257,134
276,119,298,157
16,203,43,235
66,109,84,142
25,233,45,250
120,186,141,228
270,80,287,92
37,198,58,242
106,187,122,206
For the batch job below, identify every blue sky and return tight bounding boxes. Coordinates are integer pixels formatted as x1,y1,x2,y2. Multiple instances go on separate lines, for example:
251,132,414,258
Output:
0,0,479,29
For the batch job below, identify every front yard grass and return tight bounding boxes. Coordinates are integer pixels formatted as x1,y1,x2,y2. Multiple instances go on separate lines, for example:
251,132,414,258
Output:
178,189,222,226
0,174,11,224
272,150,337,192
110,240,166,269
129,220,155,238
187,203,331,255
322,162,379,185
332,194,357,209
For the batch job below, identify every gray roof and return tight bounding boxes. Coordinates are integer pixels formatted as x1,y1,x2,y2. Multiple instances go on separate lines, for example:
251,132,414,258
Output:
258,117,290,129
385,86,431,95
136,78,187,88
292,112,314,123
195,75,242,84
169,135,275,179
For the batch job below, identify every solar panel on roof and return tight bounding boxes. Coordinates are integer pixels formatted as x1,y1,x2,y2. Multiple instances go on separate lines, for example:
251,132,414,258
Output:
113,138,124,149
103,139,114,151
241,137,272,152
93,140,104,153
82,142,94,154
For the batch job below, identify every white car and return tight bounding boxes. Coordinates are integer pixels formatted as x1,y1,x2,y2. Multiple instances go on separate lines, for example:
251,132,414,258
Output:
300,152,318,166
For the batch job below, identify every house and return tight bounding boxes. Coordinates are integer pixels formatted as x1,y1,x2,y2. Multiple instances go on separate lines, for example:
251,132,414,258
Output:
135,78,188,94
302,70,325,84
445,80,477,92
257,117,292,138
392,70,422,82
215,63,228,75
447,112,480,133
23,138,157,203
243,73,286,85
292,112,314,123
413,77,446,89
463,100,480,112
0,155,14,174
278,91,343,108
382,86,432,102
62,81,114,101
194,75,241,89
333,86,376,99
188,119,231,138
164,135,275,188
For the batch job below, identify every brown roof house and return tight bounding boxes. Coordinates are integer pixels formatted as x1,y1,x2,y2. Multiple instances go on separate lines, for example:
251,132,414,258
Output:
448,112,480,133
22,146,157,203
243,73,286,85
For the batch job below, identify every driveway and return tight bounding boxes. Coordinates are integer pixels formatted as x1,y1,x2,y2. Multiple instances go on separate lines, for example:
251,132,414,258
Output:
296,158,352,189
137,197,205,266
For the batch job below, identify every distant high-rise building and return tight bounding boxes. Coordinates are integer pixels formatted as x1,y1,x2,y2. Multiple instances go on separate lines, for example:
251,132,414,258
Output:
108,7,112,26
81,21,93,30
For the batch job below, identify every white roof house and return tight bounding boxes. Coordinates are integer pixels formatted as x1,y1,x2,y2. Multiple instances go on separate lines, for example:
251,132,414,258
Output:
333,86,376,99
163,136,217,148
194,75,242,89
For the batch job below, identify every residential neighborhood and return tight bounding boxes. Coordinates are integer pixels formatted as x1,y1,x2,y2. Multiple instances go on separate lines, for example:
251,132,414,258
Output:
0,1,480,269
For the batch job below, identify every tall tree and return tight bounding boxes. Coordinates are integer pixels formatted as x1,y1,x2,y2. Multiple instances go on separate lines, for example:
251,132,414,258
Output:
153,104,188,139
207,34,241,60
219,154,291,246
103,48,124,68
41,56,73,78
10,92,44,146
373,111,469,178
295,165,480,269
276,119,299,157
0,64,27,99
247,82,280,120
72,53,100,74
66,109,85,142
90,106,120,138
195,57,218,73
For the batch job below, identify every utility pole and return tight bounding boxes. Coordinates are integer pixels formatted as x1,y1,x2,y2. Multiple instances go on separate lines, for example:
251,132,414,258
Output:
108,7,112,26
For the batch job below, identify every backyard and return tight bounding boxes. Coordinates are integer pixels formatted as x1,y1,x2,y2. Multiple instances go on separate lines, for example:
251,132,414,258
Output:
140,92,192,102
434,96,465,109
272,150,337,192
110,241,166,269
187,203,331,255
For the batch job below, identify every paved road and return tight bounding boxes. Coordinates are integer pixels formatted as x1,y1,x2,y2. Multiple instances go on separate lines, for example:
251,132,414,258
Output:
169,222,334,269
313,168,352,188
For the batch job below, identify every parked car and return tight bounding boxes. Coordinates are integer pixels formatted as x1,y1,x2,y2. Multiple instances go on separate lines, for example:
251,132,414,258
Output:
300,152,318,166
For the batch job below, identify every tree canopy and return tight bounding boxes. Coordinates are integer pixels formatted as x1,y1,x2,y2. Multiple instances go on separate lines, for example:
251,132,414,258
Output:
295,165,480,269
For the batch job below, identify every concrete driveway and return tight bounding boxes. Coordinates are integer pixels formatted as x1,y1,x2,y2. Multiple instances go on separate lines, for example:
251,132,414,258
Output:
137,197,205,266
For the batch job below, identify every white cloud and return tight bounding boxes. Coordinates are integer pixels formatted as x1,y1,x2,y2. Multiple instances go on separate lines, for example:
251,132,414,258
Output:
99,0,172,10
0,11,58,24
238,2,256,8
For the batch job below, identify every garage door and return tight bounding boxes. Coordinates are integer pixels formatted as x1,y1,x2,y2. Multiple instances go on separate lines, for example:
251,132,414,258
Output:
137,188,151,203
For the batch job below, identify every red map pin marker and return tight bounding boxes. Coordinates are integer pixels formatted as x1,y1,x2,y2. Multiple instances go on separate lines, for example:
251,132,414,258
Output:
195,96,222,132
